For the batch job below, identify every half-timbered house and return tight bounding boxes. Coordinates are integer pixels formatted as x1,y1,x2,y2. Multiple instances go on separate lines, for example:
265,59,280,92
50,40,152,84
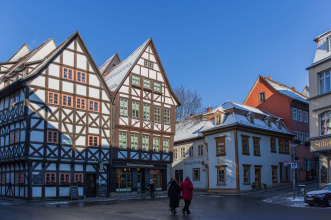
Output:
101,38,180,193
0,32,113,199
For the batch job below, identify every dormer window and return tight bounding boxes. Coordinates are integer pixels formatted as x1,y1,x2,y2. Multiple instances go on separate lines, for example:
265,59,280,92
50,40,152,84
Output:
278,121,282,129
216,115,222,125
250,116,254,123
268,120,271,127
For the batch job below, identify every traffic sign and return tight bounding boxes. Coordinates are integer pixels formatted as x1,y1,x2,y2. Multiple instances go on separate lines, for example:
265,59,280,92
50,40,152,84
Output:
283,161,289,167
291,162,298,169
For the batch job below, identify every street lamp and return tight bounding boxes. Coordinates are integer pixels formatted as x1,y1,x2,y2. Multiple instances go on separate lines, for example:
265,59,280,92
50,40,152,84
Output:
291,143,298,200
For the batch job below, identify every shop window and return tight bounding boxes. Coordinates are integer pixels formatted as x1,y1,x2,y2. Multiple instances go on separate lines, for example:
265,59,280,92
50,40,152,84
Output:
149,170,162,190
253,137,260,156
89,100,99,112
76,97,86,110
60,173,71,185
88,135,99,147
193,168,200,181
216,137,225,156
48,91,59,105
270,137,276,153
131,134,138,150
62,67,74,80
76,71,86,83
132,101,140,119
116,168,131,192
243,165,251,185
217,166,226,185
153,137,160,152
45,172,56,185
154,106,161,123
143,104,150,121
119,132,127,149
120,98,128,116
241,135,250,155
272,166,278,183
198,144,204,157
142,135,149,151
163,138,169,153
132,74,140,86
62,94,73,107
164,108,170,125
154,81,161,92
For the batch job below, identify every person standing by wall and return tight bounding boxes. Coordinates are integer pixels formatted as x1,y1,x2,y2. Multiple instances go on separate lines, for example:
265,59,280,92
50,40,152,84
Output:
168,179,181,213
180,176,193,215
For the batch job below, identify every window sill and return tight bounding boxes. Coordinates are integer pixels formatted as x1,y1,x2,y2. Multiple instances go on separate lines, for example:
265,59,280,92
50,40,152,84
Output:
242,153,250,155
243,183,251,185
143,88,153,92
132,84,142,89
216,154,226,156
154,91,163,95
253,154,261,157
216,183,226,186
271,151,277,153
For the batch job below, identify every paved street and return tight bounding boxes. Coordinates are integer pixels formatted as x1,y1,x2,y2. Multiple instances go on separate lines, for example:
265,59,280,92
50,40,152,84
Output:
1,190,331,220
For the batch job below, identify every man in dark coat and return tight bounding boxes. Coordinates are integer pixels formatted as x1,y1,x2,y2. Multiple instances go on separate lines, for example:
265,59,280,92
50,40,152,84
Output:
168,178,181,213
180,176,193,215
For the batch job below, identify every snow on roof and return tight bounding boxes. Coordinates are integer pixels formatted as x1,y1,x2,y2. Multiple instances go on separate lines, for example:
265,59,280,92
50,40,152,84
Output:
99,53,117,75
175,115,213,142
104,38,151,92
205,101,268,116
262,76,308,104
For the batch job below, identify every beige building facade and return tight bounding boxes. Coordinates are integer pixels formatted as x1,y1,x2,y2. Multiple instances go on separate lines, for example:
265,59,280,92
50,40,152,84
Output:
307,30,331,186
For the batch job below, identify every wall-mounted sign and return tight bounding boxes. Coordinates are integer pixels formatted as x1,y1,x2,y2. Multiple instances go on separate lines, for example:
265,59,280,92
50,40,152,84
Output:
184,161,204,166
311,137,331,151
127,163,154,168
33,174,43,185
217,157,225,164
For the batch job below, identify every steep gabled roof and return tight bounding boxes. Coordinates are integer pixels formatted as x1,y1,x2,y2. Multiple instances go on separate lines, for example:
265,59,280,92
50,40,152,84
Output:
99,53,120,75
243,75,308,104
103,38,150,92
7,43,30,62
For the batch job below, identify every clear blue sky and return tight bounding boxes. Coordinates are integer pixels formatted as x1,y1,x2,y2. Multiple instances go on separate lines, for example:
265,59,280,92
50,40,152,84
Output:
1,0,330,109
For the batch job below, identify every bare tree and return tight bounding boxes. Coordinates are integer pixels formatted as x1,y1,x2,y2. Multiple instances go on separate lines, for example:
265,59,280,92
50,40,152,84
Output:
174,85,203,120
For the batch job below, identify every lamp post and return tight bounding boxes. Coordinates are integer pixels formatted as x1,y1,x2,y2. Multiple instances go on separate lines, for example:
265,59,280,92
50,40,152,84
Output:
291,143,298,200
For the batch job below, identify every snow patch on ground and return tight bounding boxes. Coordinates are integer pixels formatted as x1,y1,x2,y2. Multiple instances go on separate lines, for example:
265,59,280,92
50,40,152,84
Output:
287,197,304,202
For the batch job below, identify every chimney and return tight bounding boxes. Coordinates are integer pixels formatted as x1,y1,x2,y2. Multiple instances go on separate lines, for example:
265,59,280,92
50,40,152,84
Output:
207,107,212,112
291,87,296,90
267,76,272,80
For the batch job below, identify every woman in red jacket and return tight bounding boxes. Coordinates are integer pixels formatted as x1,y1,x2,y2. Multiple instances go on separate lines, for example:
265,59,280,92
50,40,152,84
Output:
180,176,193,215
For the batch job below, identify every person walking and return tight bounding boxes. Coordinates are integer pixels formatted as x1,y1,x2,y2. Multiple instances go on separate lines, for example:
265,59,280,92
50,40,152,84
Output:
180,176,193,215
168,178,181,214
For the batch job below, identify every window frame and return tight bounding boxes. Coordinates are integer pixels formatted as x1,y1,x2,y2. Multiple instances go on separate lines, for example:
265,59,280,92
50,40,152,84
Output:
132,74,140,86
153,137,160,152
258,92,265,103
163,138,169,153
188,145,193,157
193,168,200,181
131,133,138,150
154,106,161,124
88,135,99,147
272,166,278,183
143,103,150,121
284,140,290,153
173,148,178,160
142,135,149,151
47,130,59,144
319,70,331,95
62,94,73,107
217,165,226,185
278,138,284,153
74,173,84,184
120,98,128,117
59,173,71,185
198,144,204,157
303,111,308,123
253,137,261,156
132,101,140,119
154,81,161,92
76,71,87,84
143,78,151,89
298,109,303,122
292,108,297,121
62,67,74,81
119,132,127,149
76,97,86,110
241,135,250,155
88,100,99,112
45,172,56,185
47,91,59,105
180,147,185,158
243,165,251,185
270,137,277,153
15,130,20,143
216,137,226,156
9,131,15,144
164,108,170,125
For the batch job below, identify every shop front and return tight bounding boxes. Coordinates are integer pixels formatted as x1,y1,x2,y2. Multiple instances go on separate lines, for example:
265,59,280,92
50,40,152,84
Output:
110,162,168,193
311,137,331,185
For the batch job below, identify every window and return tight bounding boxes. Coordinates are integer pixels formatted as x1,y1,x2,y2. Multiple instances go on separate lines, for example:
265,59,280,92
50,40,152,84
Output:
198,144,204,157
153,137,160,152
76,97,86,110
132,101,140,119
15,130,20,143
144,60,153,69
143,104,150,121
164,108,170,125
253,137,260,156
258,92,265,102
163,138,169,153
216,115,222,125
188,145,193,157
241,135,250,155
217,166,226,185
180,147,185,158
76,71,86,83
304,158,312,171
131,134,138,150
9,94,15,106
48,92,59,105
15,91,19,103
293,130,298,140
278,139,284,153
298,109,303,122
270,137,276,152
266,120,271,127
142,135,149,151
149,62,153,69
143,78,151,89
272,166,278,183
154,82,161,92
243,165,251,185
62,67,74,80
173,148,178,160
279,164,290,182
15,172,24,185
299,132,303,144
74,173,83,184
250,116,254,123
292,108,297,120
89,100,99,112
1,173,5,185
60,173,70,185
9,131,15,144
284,140,289,153
278,121,282,129
216,137,226,156
88,135,99,147
320,111,331,135
120,98,128,116
132,75,140,86
144,60,149,68
319,70,331,95
303,111,308,123
304,133,309,142
119,132,127,149
193,168,200,181
62,94,73,107
47,130,58,144
154,106,161,123
45,172,56,184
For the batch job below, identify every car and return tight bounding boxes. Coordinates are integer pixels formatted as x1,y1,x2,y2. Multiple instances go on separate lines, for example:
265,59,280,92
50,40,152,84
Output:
305,183,331,206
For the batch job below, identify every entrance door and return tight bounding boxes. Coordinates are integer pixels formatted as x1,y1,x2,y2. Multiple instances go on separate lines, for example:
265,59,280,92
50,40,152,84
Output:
175,170,183,184
86,174,96,197
137,173,142,194
255,166,261,190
